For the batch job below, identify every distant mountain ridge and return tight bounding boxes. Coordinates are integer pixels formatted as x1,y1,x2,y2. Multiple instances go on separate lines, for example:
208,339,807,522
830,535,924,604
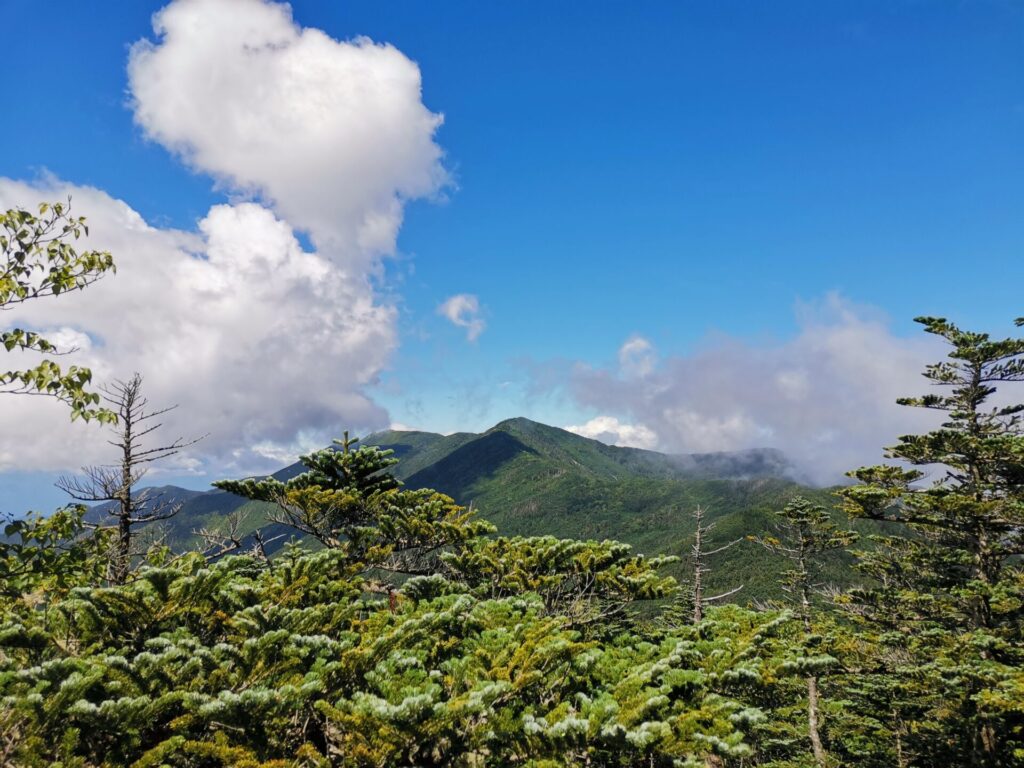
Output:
376,417,794,491
270,418,795,488
90,418,845,599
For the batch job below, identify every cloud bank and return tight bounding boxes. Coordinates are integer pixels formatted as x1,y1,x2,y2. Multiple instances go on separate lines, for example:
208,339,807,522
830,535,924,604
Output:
438,294,486,341
0,0,447,477
557,295,944,484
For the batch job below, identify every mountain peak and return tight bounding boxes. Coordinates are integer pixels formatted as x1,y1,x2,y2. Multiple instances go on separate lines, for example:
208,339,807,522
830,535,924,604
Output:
487,416,546,432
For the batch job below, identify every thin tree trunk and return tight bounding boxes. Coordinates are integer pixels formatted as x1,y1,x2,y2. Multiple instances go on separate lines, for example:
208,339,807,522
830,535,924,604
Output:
892,709,908,768
114,510,131,584
693,508,704,623
807,674,826,768
114,399,134,584
977,720,997,766
801,565,827,768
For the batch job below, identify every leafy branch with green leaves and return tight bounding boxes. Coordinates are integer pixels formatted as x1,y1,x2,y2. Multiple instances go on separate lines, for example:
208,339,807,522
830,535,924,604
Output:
1,200,116,422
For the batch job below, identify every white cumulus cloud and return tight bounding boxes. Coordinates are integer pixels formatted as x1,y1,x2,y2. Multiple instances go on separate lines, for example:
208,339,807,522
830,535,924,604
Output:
438,294,486,341
128,0,447,264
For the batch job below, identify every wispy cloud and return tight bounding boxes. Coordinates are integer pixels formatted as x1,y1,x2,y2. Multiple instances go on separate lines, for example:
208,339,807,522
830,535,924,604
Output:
618,335,656,379
543,294,945,484
438,294,486,341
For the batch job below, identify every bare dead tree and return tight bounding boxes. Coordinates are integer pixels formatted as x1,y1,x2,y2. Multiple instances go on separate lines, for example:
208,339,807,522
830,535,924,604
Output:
689,505,743,623
194,510,245,563
56,373,203,584
192,508,289,565
249,528,286,562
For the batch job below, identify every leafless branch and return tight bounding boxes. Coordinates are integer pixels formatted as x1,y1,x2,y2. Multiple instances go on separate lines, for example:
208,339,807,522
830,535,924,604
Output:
704,584,745,603
195,511,246,562
55,372,203,583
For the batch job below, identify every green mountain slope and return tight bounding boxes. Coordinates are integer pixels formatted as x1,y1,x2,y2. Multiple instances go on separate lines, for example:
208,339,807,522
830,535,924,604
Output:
130,417,853,601
368,419,841,599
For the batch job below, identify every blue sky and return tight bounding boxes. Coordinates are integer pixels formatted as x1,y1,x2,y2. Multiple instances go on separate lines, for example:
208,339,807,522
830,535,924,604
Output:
2,0,1022,511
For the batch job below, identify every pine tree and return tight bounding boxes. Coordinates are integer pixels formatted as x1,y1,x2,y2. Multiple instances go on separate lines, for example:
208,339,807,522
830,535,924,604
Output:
840,316,1024,765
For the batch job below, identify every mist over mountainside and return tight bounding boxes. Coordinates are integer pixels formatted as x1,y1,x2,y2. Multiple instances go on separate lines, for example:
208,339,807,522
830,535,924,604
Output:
96,418,849,600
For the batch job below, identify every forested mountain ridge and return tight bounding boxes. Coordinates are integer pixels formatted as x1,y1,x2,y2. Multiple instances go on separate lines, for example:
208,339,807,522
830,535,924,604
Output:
118,417,839,600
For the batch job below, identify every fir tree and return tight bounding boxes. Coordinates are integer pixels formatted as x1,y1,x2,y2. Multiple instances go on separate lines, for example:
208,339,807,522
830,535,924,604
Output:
751,497,857,768
440,534,677,629
840,316,1024,765
214,433,495,581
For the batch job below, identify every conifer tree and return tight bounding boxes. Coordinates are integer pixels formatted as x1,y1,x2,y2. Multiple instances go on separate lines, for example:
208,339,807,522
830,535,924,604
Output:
752,497,857,768
215,433,495,580
840,316,1024,765
439,534,677,628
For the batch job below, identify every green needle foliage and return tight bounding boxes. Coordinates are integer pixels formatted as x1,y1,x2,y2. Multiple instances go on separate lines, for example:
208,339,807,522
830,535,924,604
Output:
0,524,779,766
440,535,678,629
214,433,496,580
1,201,116,422
750,498,857,768
839,316,1024,766
0,434,776,767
